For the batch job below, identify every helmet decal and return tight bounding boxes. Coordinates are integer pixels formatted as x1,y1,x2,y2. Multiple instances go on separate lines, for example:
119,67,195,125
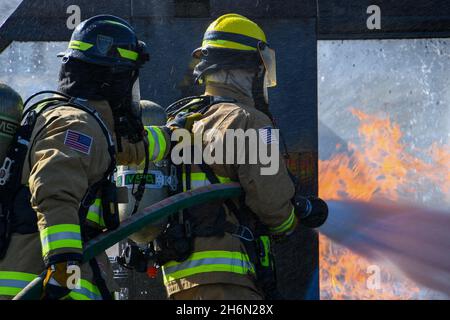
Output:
96,34,114,56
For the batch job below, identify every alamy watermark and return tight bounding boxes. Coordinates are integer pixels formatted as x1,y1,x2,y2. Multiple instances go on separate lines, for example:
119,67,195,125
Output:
170,127,281,176
367,5,381,30
366,265,381,290
66,5,81,30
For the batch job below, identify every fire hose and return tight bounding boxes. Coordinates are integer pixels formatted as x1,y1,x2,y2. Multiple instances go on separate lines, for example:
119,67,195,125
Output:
13,183,243,300
13,183,327,300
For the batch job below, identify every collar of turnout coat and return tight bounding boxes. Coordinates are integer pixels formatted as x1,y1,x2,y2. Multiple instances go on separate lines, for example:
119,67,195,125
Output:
204,83,255,108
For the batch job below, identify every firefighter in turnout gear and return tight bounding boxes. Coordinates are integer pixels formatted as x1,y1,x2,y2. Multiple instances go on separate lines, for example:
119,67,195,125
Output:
0,15,169,300
157,13,328,300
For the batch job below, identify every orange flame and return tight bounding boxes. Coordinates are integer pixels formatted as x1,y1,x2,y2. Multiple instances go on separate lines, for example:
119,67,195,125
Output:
319,109,450,299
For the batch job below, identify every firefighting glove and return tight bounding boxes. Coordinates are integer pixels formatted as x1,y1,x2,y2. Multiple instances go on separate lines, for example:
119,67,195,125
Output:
293,195,328,228
117,136,146,166
42,261,79,300
166,111,203,132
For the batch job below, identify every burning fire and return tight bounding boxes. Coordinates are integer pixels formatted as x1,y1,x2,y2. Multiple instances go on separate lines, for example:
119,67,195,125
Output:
319,109,450,299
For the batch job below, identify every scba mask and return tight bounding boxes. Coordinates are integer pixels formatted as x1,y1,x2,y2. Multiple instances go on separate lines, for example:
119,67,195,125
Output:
109,74,145,147
257,42,277,104
109,41,149,146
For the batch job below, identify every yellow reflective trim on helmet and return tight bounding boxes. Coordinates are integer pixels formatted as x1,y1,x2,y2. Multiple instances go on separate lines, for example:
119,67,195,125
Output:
117,47,139,61
69,40,94,51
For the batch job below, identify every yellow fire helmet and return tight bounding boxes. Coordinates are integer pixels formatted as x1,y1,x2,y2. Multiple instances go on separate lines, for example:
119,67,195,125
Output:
192,13,276,87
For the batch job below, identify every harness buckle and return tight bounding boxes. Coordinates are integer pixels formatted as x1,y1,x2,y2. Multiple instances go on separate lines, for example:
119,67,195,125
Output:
0,157,13,186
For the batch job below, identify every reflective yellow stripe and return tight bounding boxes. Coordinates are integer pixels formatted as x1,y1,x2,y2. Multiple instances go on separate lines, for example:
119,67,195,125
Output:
164,250,249,268
40,224,82,257
0,271,37,281
79,279,101,296
145,126,167,162
269,208,296,234
69,279,102,300
182,172,232,191
42,239,82,254
86,198,105,227
0,287,22,296
69,291,90,300
153,126,167,161
162,251,255,284
40,224,81,237
259,236,271,267
117,47,139,61
164,265,251,284
0,271,102,300
69,40,93,51
0,272,37,297
145,127,156,161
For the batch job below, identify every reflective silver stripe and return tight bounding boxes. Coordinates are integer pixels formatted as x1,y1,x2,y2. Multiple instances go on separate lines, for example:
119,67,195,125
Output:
72,287,102,300
0,279,29,289
148,127,161,160
163,257,254,276
40,232,82,248
190,179,210,189
88,204,101,215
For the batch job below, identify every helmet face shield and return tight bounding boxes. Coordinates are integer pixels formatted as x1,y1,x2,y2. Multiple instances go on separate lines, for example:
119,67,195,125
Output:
130,77,142,118
258,42,277,88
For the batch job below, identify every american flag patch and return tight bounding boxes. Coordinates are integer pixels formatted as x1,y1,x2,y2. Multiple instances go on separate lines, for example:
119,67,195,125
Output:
64,130,93,155
259,126,278,145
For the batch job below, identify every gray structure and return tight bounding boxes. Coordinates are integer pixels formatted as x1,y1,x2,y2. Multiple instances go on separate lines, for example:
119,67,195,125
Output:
1,0,449,299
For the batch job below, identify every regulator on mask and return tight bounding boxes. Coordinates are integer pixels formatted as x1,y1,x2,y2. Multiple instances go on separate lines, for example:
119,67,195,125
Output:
108,70,146,150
